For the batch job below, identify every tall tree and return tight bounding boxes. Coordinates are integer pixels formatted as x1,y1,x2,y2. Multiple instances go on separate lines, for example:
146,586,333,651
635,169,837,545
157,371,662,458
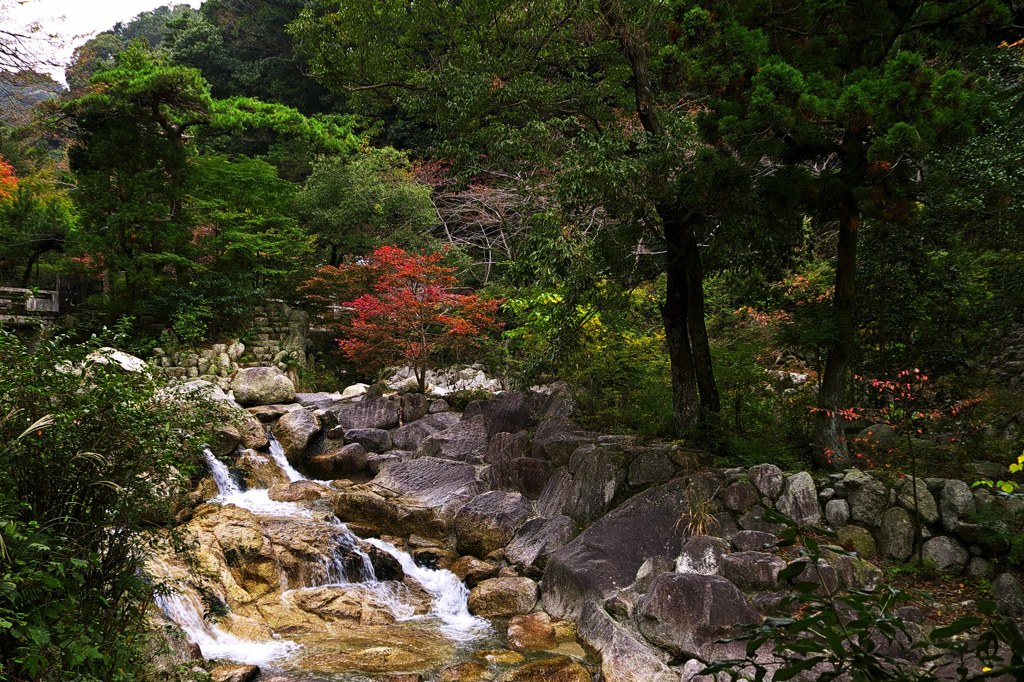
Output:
291,0,794,435
672,0,1009,463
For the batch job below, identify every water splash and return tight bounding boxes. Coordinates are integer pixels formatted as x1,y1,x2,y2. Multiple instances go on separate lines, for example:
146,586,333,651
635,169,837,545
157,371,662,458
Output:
155,589,298,666
267,432,307,483
364,538,490,641
204,448,242,496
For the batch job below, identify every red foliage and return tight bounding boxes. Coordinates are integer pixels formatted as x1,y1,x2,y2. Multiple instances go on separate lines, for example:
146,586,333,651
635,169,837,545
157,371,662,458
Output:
0,156,18,201
302,246,502,391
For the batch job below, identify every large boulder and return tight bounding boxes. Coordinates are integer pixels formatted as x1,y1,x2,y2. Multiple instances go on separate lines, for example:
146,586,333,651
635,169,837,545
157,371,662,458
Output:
940,479,976,533
391,412,461,451
455,491,533,558
505,516,578,570
343,428,392,453
896,477,940,524
719,551,786,590
305,443,368,479
531,419,594,466
748,463,785,500
417,415,489,462
400,392,429,424
462,392,537,436
879,507,916,561
777,471,821,525
577,601,676,682
367,458,487,533
636,572,760,661
536,445,626,525
467,577,538,617
232,367,296,406
541,478,688,620
274,409,321,463
845,469,889,527
321,397,400,432
627,447,678,487
922,536,968,573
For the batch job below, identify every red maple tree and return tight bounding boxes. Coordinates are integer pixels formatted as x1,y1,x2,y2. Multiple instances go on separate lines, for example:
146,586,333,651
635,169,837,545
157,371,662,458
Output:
303,246,502,392
0,156,18,201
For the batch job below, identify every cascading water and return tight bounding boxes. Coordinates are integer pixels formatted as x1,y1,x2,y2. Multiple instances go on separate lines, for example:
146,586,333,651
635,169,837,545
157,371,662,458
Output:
160,431,490,671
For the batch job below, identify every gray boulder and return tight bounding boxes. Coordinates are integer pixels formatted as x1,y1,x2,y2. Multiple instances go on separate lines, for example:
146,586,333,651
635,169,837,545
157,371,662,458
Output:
719,551,786,590
825,499,851,527
455,491,533,558
273,409,320,463
417,414,489,462
731,530,779,552
491,456,553,500
390,412,460,451
344,428,392,453
627,447,678,487
370,457,486,531
321,397,400,432
231,367,295,406
992,573,1024,617
674,536,730,576
879,507,916,561
578,601,676,682
305,443,368,479
777,472,821,525
922,536,968,573
531,419,594,466
400,392,429,424
541,478,688,619
462,392,537,436
636,572,760,661
722,481,760,513
485,431,531,464
940,479,977,533
505,515,578,569
845,469,888,526
748,463,785,499
537,445,626,525
896,477,940,524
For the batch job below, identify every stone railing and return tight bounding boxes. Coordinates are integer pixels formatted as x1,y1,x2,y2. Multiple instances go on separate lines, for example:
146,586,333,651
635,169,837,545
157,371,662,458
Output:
0,287,59,326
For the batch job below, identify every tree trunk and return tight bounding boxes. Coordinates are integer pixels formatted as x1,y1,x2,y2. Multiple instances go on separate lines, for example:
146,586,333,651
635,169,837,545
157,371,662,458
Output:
660,204,701,435
813,200,860,467
682,225,721,415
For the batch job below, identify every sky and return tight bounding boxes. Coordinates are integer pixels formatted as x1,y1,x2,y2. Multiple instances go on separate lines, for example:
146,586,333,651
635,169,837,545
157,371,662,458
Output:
0,0,202,83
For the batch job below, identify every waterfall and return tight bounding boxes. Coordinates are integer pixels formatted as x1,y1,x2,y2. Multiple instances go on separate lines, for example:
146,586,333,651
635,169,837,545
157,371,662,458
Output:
267,432,307,483
155,589,297,666
203,448,242,496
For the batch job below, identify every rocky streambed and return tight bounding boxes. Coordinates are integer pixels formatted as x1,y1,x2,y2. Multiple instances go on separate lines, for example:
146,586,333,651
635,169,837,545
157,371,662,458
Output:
153,367,1024,682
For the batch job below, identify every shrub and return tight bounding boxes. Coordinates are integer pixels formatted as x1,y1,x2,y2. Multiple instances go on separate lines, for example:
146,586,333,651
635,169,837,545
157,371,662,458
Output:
0,328,210,680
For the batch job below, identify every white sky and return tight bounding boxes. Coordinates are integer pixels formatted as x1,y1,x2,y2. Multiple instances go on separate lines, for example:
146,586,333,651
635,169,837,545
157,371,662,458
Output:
1,0,203,84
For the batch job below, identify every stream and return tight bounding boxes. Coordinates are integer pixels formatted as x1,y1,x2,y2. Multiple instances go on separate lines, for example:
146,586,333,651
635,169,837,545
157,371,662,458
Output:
153,436,501,680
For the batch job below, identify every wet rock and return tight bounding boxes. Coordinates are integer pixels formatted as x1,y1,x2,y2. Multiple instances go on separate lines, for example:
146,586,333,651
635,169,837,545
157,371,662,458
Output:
211,664,260,682
305,443,368,479
391,412,460,451
345,428,393,453
636,572,760,661
476,650,524,666
500,657,589,682
455,491,533,558
468,577,538,617
922,536,968,573
542,478,688,620
777,471,821,526
627,447,678,487
418,415,490,462
322,397,401,432
879,507,916,561
450,555,498,587
268,480,332,502
275,409,321,463
748,463,785,499
439,661,491,681
719,551,786,590
507,612,558,650
577,601,676,682
364,544,405,581
731,530,779,552
505,516,578,570
993,573,1024,617
674,536,729,576
211,424,243,457
232,367,295,406
401,393,429,424
845,469,888,527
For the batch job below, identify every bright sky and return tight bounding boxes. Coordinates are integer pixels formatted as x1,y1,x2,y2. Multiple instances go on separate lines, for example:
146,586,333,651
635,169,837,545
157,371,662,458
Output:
1,0,203,83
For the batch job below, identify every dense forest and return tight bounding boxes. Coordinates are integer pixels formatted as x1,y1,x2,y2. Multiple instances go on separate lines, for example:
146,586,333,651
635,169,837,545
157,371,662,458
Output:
2,0,1024,679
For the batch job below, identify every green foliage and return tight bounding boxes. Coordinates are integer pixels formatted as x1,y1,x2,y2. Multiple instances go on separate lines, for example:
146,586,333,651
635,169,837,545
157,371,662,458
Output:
705,509,1024,681
0,328,210,680
295,148,437,264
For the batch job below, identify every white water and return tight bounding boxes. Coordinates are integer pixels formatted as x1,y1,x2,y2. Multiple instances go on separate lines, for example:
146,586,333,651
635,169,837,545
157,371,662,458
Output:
160,435,489,668
155,589,298,665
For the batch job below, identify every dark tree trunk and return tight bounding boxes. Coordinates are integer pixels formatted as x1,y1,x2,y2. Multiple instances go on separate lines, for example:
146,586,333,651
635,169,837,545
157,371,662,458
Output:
682,225,721,415
813,200,860,467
